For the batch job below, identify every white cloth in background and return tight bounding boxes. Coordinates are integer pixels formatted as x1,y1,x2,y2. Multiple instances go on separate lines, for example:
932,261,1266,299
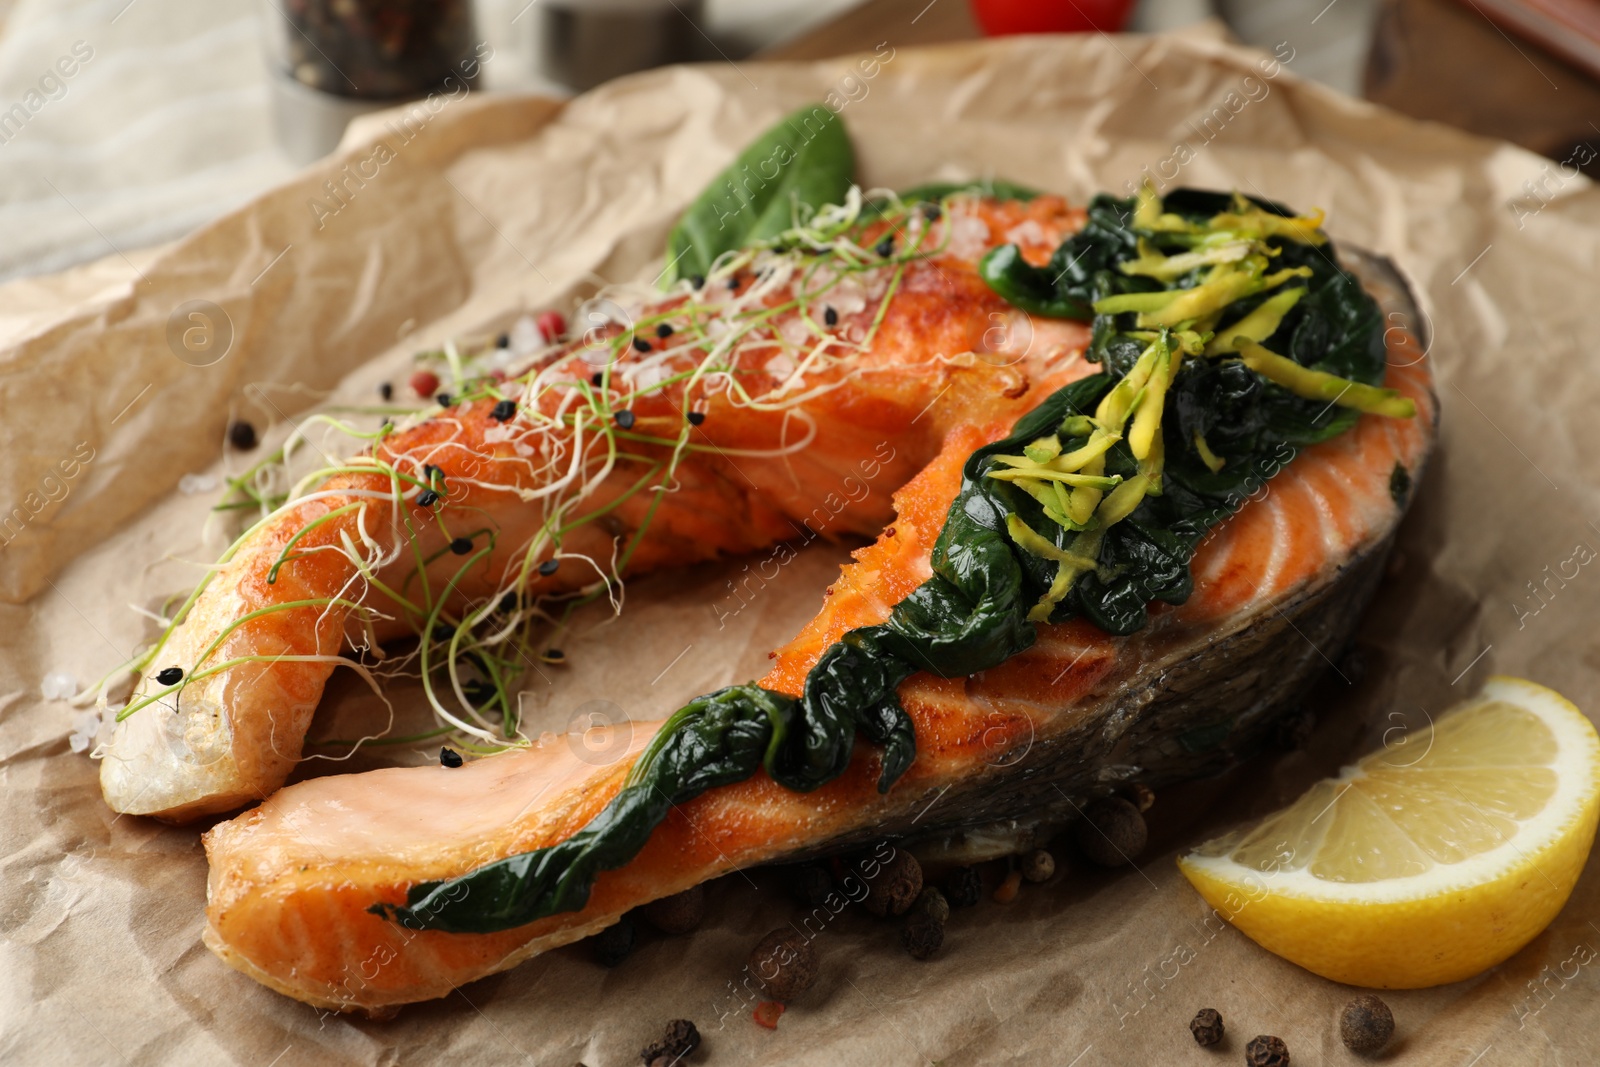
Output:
0,0,292,282
0,0,868,283
0,0,1363,284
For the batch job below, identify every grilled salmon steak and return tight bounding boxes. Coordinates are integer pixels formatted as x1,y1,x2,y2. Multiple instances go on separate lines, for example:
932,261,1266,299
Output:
190,183,1436,1008
203,334,1432,1011
99,194,1090,821
94,172,1436,1010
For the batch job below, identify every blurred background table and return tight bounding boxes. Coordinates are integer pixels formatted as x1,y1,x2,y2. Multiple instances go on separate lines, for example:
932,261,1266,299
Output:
0,0,1590,284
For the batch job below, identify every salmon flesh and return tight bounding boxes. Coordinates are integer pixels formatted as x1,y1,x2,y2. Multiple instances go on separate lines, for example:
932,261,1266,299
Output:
99,195,1089,821
174,196,1437,1010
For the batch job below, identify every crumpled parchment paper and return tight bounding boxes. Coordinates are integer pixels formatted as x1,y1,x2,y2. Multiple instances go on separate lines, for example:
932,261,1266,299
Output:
2,30,1598,1067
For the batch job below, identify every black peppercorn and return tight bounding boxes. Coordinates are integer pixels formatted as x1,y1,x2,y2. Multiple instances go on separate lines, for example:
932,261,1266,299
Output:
378,381,393,401
875,236,894,257
155,666,183,686
1075,796,1148,867
859,846,922,917
641,884,705,935
416,489,439,508
539,648,566,664
449,537,473,555
490,399,517,422
901,908,943,960
1189,1007,1224,1047
688,274,705,290
789,864,834,907
590,916,635,967
591,372,604,386
227,420,258,450
1021,849,1055,883
748,927,818,1001
656,323,674,339
432,623,455,640
942,866,982,908
639,1019,700,1065
686,410,706,426
1339,994,1394,1055
538,558,560,576
912,887,949,924
439,747,463,768
423,463,443,483
436,392,452,408
823,306,838,327
726,277,739,290
498,591,519,614
495,332,510,349
632,336,651,353
615,410,636,430
921,201,942,221
1244,1035,1290,1067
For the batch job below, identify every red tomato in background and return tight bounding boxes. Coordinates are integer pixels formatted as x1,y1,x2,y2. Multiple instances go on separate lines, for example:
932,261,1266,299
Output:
969,0,1136,34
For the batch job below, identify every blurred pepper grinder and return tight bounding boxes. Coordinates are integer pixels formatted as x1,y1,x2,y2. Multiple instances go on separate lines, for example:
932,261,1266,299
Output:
265,0,483,163
531,0,705,93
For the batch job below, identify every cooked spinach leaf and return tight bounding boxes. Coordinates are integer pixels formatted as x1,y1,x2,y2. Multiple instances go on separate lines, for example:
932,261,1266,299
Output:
373,382,1095,935
976,187,1394,634
977,194,1138,319
376,185,1405,935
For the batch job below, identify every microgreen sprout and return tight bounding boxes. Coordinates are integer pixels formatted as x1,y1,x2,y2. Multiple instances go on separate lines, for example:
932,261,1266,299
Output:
94,185,972,760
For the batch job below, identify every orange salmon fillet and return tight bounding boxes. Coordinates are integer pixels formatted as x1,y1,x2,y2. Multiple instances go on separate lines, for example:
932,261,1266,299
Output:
102,196,1090,821
202,310,1436,1012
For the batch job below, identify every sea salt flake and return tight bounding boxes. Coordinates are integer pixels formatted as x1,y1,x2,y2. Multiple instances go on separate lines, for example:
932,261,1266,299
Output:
178,473,218,495
1004,220,1047,247
41,671,77,701
626,363,672,391
778,316,812,347
68,709,102,754
945,212,990,261
509,315,541,356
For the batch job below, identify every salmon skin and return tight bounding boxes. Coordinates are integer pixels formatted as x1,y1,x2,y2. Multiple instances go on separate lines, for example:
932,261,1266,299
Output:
194,191,1437,1009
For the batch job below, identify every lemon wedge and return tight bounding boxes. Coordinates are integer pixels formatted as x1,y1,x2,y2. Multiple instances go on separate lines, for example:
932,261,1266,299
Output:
1178,676,1600,988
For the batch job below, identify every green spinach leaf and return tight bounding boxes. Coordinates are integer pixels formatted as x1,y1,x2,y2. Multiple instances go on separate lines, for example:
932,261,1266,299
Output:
373,382,1098,935
976,194,1144,322
999,189,1388,634
663,103,855,286
375,186,1394,934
